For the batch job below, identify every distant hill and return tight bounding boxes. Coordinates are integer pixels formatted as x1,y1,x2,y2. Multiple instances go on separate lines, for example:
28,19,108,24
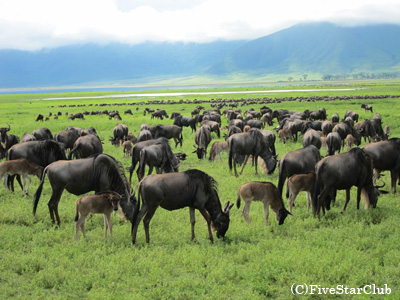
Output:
1,22,400,88
0,41,246,88
207,22,400,76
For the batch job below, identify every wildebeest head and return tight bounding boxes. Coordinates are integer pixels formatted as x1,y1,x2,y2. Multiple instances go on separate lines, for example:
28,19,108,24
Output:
213,201,234,238
277,208,291,225
193,145,206,159
0,125,10,148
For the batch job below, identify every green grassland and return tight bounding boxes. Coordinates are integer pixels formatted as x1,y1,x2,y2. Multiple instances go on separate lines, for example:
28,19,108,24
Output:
1,81,400,299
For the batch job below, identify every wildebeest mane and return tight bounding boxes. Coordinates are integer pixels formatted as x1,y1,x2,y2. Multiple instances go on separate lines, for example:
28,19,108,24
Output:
36,140,66,164
184,169,218,206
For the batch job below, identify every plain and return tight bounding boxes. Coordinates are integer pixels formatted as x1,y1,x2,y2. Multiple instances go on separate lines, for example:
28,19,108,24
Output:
0,81,400,299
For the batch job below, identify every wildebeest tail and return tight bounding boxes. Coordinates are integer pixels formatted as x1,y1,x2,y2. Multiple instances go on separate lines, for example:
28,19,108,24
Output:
285,180,290,199
74,202,80,222
33,167,48,215
228,139,233,171
236,191,241,209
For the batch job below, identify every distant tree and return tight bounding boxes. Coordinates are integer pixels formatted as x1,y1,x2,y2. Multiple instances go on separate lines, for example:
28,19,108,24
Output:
302,74,308,81
288,77,293,82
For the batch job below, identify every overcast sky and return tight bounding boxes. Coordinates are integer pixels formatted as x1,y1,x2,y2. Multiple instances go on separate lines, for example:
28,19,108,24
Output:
1,0,399,51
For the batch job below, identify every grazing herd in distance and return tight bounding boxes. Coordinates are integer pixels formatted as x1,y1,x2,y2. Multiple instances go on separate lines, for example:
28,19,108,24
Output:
0,92,399,244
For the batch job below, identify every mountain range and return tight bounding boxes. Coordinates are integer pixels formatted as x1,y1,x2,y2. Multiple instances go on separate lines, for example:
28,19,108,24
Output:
1,22,400,88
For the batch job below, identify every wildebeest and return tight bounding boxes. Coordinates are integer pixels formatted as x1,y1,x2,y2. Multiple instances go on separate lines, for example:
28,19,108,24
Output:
173,115,196,133
286,172,316,214
152,125,183,148
384,125,390,140
35,114,44,122
151,109,168,120
32,128,53,140
202,120,221,138
314,148,385,217
355,120,378,143
128,138,170,183
278,129,292,143
0,158,43,195
362,138,400,193
331,113,339,123
302,129,322,150
137,141,180,181
0,125,19,160
326,132,342,155
33,154,137,226
68,134,103,160
236,181,290,226
344,110,359,123
194,126,212,159
277,145,321,197
333,122,361,148
110,123,129,146
74,192,122,242
209,141,229,162
361,104,373,113
122,140,132,158
131,169,233,244
228,129,277,177
21,133,36,143
137,129,153,142
54,129,80,152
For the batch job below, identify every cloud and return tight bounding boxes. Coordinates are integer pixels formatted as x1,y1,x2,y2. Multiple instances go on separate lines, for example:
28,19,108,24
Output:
0,0,399,50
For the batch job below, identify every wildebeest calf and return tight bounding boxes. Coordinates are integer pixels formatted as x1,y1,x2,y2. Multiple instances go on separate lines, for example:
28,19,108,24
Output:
74,192,122,242
285,172,316,214
236,181,290,226
0,158,43,195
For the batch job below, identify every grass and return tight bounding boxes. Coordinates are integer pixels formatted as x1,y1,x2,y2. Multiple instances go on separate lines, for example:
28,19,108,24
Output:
1,81,400,299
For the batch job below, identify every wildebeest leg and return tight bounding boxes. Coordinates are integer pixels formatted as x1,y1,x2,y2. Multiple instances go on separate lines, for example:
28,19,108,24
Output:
254,155,258,175
143,205,158,244
129,160,138,184
189,207,196,240
22,175,31,196
356,188,362,210
197,207,214,243
48,189,64,225
341,189,351,213
242,200,252,224
262,201,270,226
307,192,313,213
239,155,250,175
103,213,112,239
75,216,86,242
131,203,149,244
390,170,397,193
316,186,330,217
288,192,297,215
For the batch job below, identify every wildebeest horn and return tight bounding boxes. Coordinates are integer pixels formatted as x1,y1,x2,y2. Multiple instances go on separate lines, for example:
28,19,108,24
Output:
6,125,10,132
273,153,279,159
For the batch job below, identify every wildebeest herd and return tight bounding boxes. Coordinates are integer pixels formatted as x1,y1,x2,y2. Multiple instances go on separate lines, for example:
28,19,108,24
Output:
0,96,397,245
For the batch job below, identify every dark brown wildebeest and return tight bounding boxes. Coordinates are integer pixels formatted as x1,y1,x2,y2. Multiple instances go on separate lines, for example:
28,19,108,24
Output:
32,128,53,140
236,181,290,226
152,125,183,148
35,114,44,122
361,104,373,113
21,133,36,143
326,132,342,155
343,110,359,123
302,129,322,150
68,134,103,160
109,123,128,146
33,154,137,226
228,128,277,177
362,138,400,193
173,115,196,133
314,148,386,217
0,125,19,160
277,145,321,197
194,126,212,159
131,169,234,244
137,141,180,181
54,129,80,152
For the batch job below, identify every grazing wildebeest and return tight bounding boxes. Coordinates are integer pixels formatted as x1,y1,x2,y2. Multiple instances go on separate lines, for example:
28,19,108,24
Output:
35,114,44,122
333,122,361,148
225,125,242,140
0,158,43,195
277,145,321,197
124,109,133,115
54,129,80,152
228,128,277,177
0,125,19,160
153,125,183,148
355,120,377,143
202,120,221,138
326,132,342,155
137,141,180,181
286,172,316,214
137,129,152,142
110,123,129,146
151,109,168,120
314,148,386,217
68,134,103,160
344,110,359,123
122,140,132,158
236,181,290,226
194,126,212,159
132,169,233,244
173,115,196,133
361,104,373,113
32,127,53,140
331,113,339,123
302,129,322,150
74,192,122,242
33,154,137,226
209,141,229,162
362,138,400,193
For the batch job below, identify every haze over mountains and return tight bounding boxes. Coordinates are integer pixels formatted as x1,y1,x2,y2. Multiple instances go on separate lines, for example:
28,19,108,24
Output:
1,22,400,88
